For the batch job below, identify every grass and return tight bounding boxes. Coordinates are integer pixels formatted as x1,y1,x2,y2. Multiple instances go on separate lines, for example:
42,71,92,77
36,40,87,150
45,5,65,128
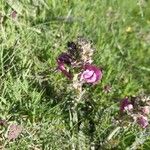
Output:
0,0,150,149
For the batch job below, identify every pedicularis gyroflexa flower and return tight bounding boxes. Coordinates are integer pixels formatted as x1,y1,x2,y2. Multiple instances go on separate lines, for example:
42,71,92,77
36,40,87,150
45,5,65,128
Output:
58,52,72,65
120,96,150,128
56,37,103,84
120,98,133,112
80,64,102,84
56,38,102,149
57,52,73,79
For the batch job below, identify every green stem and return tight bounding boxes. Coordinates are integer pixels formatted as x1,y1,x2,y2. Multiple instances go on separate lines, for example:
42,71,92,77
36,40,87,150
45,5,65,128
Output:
70,101,78,150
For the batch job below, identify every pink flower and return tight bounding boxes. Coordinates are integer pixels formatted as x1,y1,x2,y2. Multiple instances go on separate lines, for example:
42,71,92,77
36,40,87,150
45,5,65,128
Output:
120,98,133,112
137,115,148,128
80,64,102,84
57,60,72,79
142,106,150,115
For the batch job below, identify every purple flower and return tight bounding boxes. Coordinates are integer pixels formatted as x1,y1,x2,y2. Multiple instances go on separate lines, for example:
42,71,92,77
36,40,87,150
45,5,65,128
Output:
57,61,72,79
57,53,73,79
137,115,148,128
57,53,72,65
80,64,102,84
120,98,133,112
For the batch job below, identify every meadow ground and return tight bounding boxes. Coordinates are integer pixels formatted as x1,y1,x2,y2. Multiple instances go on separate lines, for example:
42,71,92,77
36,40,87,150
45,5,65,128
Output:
0,0,150,149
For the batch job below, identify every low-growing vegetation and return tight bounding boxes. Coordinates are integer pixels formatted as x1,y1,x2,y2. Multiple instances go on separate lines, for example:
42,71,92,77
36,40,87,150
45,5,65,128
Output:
0,0,150,149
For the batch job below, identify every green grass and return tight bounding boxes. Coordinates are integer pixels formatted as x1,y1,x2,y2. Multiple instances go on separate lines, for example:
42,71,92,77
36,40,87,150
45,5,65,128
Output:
0,0,150,149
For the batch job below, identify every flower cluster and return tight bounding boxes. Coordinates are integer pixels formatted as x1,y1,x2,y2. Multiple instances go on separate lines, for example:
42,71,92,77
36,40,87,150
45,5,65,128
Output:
56,37,102,86
120,96,150,128
56,37,149,131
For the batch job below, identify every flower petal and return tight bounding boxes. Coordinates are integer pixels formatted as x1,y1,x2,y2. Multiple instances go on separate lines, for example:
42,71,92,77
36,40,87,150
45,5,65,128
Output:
80,64,102,84
83,70,94,79
86,73,97,83
57,61,72,79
